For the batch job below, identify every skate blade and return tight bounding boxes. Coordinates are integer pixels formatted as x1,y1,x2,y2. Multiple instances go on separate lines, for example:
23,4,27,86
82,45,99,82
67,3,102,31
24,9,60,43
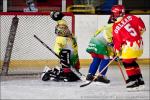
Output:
84,80,91,83
127,85,145,92
92,81,110,86
138,85,145,90
127,87,139,92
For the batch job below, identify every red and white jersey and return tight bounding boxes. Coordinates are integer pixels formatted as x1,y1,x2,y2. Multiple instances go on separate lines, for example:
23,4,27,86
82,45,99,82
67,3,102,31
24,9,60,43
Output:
112,15,146,58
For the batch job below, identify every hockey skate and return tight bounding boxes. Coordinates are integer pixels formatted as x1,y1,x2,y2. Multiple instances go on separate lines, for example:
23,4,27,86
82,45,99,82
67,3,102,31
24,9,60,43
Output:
126,80,139,91
86,74,94,81
126,78,145,91
86,74,110,86
137,78,145,90
94,75,110,85
41,66,51,81
41,66,64,81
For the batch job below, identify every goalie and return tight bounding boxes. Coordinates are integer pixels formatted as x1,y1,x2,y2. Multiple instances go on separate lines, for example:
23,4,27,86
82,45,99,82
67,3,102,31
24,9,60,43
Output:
41,12,80,82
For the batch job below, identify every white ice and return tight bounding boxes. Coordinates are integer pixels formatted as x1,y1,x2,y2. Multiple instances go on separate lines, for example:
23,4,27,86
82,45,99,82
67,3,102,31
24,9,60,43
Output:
1,66,149,99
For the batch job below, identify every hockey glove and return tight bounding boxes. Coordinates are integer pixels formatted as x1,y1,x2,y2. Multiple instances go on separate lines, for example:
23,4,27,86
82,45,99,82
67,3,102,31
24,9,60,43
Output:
107,42,114,47
114,56,119,62
50,11,64,21
114,50,121,62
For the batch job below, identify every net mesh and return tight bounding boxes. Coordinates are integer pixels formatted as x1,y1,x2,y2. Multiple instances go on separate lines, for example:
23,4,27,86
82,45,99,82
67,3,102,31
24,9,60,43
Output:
0,12,74,75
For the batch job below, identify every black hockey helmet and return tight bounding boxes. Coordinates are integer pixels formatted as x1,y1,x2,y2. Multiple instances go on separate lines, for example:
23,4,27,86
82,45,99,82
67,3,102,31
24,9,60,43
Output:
50,11,64,21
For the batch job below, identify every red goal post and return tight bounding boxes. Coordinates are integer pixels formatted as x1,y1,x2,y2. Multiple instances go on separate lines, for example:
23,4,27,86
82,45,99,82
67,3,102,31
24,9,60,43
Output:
0,12,75,75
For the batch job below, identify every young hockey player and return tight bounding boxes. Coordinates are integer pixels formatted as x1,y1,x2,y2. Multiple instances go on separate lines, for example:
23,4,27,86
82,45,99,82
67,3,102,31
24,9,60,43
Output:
86,20,114,84
110,5,146,90
41,12,80,82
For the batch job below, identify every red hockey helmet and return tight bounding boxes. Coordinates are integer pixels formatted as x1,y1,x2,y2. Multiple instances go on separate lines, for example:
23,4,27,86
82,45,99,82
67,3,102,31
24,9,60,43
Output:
111,5,125,20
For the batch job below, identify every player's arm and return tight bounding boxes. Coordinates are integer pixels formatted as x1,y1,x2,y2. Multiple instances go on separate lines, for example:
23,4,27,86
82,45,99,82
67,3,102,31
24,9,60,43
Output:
112,30,123,56
94,26,105,36
104,24,113,43
137,17,146,35
54,37,66,55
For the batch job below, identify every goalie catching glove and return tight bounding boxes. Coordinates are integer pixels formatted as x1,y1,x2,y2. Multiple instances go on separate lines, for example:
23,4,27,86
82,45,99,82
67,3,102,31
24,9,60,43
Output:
50,11,64,21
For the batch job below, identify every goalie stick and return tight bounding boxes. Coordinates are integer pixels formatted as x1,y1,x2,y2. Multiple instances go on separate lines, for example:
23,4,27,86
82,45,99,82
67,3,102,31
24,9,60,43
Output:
34,34,85,81
34,35,60,59
80,56,118,87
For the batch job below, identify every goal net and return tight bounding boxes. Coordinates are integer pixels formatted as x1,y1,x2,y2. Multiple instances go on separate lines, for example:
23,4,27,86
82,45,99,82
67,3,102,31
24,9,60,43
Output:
0,12,75,75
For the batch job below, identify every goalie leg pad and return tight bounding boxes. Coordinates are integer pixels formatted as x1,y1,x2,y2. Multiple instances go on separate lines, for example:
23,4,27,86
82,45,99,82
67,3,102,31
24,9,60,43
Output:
59,49,80,81
61,69,80,81
59,49,71,68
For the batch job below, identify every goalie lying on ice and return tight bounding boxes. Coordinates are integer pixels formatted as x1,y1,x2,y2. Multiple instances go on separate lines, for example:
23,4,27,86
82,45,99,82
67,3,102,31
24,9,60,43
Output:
41,19,80,82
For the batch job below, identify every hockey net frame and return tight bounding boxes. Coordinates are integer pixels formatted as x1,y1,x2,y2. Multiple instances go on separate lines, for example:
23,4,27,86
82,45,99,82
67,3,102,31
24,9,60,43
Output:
0,12,75,75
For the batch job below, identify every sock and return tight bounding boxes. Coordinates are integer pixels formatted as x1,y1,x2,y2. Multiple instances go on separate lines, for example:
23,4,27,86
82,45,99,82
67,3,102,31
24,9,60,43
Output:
99,59,110,76
123,60,142,81
88,57,101,75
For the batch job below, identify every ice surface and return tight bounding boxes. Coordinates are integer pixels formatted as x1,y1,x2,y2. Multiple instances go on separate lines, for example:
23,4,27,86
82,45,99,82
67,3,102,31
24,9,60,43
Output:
1,66,149,99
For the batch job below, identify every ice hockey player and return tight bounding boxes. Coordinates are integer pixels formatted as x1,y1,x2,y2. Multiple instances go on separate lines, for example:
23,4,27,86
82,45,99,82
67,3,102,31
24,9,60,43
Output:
110,5,146,90
86,19,114,84
41,12,80,82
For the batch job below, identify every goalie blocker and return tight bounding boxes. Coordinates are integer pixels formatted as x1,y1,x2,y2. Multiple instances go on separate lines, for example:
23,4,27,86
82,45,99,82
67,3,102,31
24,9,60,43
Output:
41,49,80,82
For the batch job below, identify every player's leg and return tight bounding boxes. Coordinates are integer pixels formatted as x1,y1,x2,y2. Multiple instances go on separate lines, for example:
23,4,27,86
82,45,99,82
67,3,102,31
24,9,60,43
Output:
96,59,110,83
59,49,80,81
99,59,110,76
41,66,61,81
86,57,101,81
41,49,71,81
130,61,145,87
122,59,145,89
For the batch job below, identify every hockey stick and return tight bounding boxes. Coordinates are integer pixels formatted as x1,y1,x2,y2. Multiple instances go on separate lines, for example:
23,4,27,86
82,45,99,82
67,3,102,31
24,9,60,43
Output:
80,56,118,87
34,35,60,59
34,34,85,80
116,59,127,84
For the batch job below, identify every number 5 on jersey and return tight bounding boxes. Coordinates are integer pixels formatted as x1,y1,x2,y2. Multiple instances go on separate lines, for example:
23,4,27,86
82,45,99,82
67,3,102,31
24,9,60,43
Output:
124,23,137,37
